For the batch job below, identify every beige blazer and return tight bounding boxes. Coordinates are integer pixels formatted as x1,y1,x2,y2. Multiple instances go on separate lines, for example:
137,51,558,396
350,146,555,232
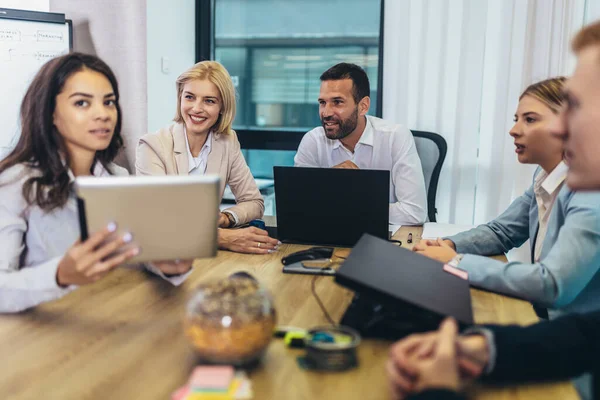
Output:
135,123,264,225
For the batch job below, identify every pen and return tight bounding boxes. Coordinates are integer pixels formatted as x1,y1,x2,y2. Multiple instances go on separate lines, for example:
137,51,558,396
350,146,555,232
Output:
407,233,413,244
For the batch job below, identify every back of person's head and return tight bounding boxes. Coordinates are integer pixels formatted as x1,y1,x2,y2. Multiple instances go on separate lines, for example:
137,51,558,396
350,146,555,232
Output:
0,52,123,211
572,19,600,54
174,60,236,135
519,77,566,114
320,63,370,104
567,20,600,190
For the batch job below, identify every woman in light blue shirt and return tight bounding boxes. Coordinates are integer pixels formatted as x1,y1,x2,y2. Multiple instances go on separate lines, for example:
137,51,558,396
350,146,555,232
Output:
0,53,191,313
415,77,600,319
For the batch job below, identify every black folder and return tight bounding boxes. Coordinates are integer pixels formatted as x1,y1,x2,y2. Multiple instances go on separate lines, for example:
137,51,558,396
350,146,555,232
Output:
335,234,474,339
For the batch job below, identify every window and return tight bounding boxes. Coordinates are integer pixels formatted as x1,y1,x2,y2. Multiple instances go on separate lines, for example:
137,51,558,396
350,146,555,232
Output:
201,0,384,175
198,0,383,214
215,45,380,131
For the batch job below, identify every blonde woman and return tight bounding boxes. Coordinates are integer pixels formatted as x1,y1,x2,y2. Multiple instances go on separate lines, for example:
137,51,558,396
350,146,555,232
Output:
414,77,600,320
136,61,279,254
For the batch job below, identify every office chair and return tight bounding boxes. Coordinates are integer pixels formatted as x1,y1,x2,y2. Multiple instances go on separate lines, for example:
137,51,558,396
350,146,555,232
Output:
412,131,447,222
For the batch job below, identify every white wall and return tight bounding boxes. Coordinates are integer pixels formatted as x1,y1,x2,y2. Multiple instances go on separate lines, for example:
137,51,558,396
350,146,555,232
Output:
147,0,196,133
2,0,195,168
49,0,147,171
0,0,48,11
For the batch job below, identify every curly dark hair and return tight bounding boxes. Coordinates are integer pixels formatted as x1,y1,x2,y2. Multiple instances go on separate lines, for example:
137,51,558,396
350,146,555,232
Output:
0,52,123,211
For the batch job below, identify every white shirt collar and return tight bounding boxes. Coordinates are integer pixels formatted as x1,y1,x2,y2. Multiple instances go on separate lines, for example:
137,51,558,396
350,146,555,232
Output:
535,161,568,195
332,116,373,150
358,117,374,147
92,162,112,177
183,126,212,173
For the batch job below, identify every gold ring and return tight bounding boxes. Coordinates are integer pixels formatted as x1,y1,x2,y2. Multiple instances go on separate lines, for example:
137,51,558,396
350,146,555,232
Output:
257,242,261,248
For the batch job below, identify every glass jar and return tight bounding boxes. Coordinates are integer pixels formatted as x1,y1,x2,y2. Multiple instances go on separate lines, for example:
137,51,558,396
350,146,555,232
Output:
183,275,277,366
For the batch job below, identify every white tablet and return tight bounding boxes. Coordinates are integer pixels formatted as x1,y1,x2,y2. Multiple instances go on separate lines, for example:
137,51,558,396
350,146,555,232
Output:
74,174,220,263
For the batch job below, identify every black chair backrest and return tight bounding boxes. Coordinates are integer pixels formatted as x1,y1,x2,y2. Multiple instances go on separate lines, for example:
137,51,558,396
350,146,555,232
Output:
412,131,447,222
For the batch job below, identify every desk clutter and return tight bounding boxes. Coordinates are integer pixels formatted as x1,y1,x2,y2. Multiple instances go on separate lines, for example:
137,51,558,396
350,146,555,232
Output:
183,275,276,365
172,366,252,400
275,325,361,371
280,246,339,276
0,223,578,398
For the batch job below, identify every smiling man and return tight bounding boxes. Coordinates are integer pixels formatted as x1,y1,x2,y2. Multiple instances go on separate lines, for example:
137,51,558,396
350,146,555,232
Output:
294,63,427,225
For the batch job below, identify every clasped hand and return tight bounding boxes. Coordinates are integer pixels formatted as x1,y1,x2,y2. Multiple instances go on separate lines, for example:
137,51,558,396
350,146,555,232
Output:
386,318,489,399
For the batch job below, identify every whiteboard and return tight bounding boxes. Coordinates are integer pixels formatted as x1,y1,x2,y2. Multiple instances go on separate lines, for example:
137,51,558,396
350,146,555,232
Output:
0,9,71,160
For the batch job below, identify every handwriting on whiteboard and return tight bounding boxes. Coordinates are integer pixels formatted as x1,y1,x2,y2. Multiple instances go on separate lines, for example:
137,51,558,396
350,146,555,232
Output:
0,29,65,42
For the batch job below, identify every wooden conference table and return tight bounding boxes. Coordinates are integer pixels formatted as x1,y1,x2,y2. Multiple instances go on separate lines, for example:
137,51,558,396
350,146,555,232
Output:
0,226,578,400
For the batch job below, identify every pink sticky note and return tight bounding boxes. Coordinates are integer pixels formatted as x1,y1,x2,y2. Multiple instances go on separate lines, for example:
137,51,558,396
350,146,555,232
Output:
188,366,235,390
171,385,190,400
443,264,468,280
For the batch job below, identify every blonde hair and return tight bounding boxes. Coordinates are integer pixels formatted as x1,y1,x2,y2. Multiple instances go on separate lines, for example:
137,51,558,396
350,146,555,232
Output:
174,60,236,135
573,20,600,54
519,77,566,114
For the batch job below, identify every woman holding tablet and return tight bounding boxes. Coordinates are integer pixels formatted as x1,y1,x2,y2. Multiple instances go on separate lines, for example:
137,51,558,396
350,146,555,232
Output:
414,77,600,319
136,61,279,254
0,53,191,313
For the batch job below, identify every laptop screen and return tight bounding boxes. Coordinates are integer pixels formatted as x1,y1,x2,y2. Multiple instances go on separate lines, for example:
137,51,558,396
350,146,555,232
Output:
274,166,389,246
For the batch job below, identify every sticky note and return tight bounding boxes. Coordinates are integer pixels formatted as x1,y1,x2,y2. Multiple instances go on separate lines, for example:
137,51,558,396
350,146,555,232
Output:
189,366,235,390
186,379,241,400
443,264,469,280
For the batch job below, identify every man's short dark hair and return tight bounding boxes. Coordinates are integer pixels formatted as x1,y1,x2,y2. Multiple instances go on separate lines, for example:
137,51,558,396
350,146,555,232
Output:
320,63,370,104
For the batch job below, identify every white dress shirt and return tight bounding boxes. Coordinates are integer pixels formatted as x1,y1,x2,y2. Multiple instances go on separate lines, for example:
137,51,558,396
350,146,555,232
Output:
0,162,189,313
294,115,428,225
533,161,568,261
184,127,212,175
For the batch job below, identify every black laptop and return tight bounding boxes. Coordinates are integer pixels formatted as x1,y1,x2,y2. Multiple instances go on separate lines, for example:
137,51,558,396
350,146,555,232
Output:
273,166,389,247
335,234,474,339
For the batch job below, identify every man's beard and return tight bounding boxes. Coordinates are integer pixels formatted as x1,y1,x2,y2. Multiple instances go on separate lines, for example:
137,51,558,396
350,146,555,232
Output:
322,107,359,140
